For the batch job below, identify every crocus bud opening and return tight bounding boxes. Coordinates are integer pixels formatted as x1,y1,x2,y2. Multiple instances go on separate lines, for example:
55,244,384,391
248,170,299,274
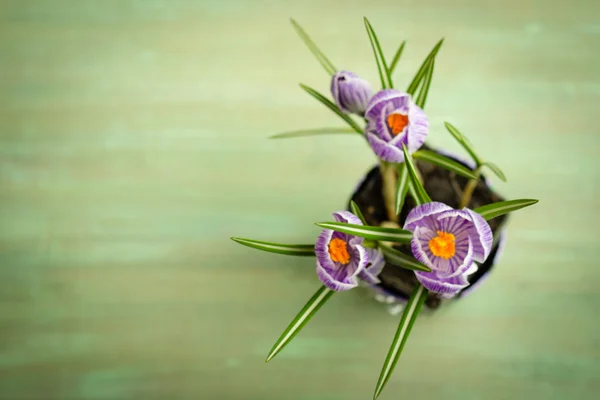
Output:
330,71,374,115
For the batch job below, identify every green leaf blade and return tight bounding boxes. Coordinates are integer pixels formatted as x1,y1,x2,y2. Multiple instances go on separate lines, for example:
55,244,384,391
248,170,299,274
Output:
231,237,315,256
401,144,431,205
350,200,369,225
314,222,412,243
388,40,406,75
299,84,363,134
290,19,336,75
482,161,507,182
444,122,483,166
373,284,428,399
266,285,334,362
270,127,355,139
406,38,444,96
394,163,410,215
473,199,539,221
412,150,478,180
364,17,392,89
414,59,434,109
379,244,431,272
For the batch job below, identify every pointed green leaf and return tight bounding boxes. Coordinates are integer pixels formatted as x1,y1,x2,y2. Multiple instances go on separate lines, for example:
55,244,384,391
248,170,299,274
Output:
401,144,431,205
414,59,434,109
482,161,507,182
270,127,355,139
388,40,406,75
444,122,483,166
379,244,431,272
394,163,410,215
231,237,315,256
473,199,539,221
290,19,336,75
299,84,363,134
406,38,444,96
314,222,412,243
373,284,427,399
266,285,334,362
364,17,392,89
412,150,478,180
350,200,369,225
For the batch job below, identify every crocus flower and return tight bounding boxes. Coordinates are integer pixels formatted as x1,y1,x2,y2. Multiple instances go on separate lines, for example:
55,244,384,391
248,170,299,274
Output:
403,202,493,298
364,89,428,163
315,211,385,291
330,71,374,115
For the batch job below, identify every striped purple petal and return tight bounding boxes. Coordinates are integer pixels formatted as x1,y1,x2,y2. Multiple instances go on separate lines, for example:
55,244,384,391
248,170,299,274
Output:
330,71,374,115
415,271,469,297
366,132,405,163
464,208,493,262
404,202,453,232
358,247,385,284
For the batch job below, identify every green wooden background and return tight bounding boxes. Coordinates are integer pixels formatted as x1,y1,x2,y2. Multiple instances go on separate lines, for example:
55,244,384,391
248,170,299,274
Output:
1,0,599,399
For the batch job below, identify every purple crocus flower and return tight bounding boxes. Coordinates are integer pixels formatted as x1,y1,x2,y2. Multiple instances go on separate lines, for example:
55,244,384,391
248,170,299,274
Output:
403,202,493,298
364,89,428,163
330,71,374,115
315,211,385,291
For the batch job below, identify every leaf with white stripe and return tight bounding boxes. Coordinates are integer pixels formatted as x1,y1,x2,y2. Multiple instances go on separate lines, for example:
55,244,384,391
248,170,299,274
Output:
412,150,478,180
373,284,428,399
473,199,539,221
314,222,412,243
364,17,392,89
444,122,483,166
414,59,434,109
231,237,315,256
266,285,334,362
300,84,364,134
350,200,369,225
394,163,410,216
406,38,444,96
379,244,431,272
270,127,355,139
290,19,336,75
482,161,507,182
402,144,431,205
388,40,406,75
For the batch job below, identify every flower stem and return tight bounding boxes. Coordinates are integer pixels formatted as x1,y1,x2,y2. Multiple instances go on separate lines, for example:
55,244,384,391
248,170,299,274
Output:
458,167,481,209
380,162,398,223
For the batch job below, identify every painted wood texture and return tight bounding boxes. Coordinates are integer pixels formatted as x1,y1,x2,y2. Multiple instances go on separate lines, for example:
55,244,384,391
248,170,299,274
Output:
1,1,599,399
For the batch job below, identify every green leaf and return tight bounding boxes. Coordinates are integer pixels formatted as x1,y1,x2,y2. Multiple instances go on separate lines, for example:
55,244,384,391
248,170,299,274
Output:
266,285,334,362
231,237,315,256
388,40,406,75
401,144,431,205
444,122,483,166
299,84,363,134
290,19,336,75
270,127,355,139
394,163,410,215
482,161,507,182
314,222,412,243
364,17,392,89
473,199,539,221
406,38,444,96
350,200,369,225
412,150,478,180
373,284,428,399
414,59,434,109
379,244,431,272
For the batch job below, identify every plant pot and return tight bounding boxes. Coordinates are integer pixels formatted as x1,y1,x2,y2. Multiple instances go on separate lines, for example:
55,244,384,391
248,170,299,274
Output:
348,145,509,310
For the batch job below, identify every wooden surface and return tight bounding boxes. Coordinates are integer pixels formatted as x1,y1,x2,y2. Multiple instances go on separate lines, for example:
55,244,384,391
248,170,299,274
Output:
1,1,599,399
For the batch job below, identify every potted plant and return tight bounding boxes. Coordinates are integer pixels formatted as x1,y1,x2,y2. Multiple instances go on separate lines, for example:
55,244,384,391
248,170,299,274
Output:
231,18,538,399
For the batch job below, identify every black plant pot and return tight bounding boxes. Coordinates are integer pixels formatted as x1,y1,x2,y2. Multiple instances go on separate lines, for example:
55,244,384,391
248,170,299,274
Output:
348,145,509,310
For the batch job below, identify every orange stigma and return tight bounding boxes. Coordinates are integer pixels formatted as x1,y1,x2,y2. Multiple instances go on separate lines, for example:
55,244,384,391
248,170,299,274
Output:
428,231,456,260
328,238,350,265
387,113,409,136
